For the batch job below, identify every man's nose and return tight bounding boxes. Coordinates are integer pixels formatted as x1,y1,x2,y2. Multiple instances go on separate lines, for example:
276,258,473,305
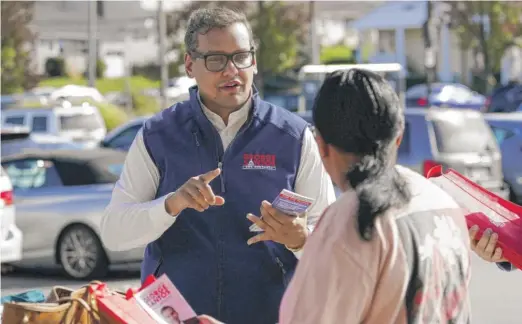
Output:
222,59,239,76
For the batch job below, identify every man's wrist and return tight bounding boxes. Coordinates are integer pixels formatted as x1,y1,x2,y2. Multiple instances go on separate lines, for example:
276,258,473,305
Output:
285,243,304,252
164,192,182,216
285,228,309,252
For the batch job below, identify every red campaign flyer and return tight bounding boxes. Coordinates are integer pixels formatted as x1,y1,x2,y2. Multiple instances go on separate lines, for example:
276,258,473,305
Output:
249,189,314,232
135,274,199,324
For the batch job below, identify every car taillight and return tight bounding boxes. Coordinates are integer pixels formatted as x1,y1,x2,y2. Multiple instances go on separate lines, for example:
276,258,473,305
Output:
422,160,440,177
417,97,428,107
484,96,491,111
1,190,13,206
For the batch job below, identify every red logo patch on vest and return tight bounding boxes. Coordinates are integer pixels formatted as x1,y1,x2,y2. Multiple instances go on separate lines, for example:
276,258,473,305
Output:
242,153,276,170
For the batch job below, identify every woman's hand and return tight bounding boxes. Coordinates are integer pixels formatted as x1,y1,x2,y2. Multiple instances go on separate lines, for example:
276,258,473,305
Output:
469,226,508,262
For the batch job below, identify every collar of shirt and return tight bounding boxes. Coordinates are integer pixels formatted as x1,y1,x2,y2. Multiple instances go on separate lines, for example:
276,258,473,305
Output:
197,93,252,133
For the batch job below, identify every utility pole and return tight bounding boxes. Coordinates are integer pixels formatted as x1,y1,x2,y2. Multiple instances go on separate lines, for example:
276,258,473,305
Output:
87,0,97,87
158,0,168,109
124,32,133,113
309,1,320,65
423,0,436,104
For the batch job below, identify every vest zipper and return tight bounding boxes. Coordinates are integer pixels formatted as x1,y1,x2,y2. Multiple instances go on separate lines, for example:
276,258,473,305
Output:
217,160,225,192
275,257,286,275
216,115,255,193
192,131,200,147
153,256,163,277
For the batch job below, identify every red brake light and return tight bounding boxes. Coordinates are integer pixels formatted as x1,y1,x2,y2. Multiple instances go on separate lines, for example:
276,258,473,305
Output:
422,160,440,178
417,97,428,107
1,190,13,206
484,96,491,111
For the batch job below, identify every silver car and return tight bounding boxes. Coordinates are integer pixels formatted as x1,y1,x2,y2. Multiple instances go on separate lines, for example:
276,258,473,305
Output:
1,148,144,279
484,112,522,203
397,108,509,199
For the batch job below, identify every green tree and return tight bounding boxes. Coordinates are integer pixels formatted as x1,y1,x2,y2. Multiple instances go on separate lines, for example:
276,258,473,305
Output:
448,1,522,90
165,1,309,94
320,44,355,64
1,1,38,94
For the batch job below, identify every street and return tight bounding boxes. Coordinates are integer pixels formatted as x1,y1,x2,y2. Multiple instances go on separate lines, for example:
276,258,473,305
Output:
1,266,141,299
1,254,521,323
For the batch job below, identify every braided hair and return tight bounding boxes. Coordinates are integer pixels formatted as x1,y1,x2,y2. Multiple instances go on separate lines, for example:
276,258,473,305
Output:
313,69,412,241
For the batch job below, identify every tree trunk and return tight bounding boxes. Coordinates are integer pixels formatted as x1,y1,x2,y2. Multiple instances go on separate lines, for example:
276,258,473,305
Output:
254,1,265,97
477,1,492,92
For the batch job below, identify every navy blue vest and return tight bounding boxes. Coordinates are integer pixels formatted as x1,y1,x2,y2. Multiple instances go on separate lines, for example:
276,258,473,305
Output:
140,86,308,324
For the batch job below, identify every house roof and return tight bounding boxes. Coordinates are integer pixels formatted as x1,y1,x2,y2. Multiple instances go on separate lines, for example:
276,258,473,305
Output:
313,1,383,20
349,1,428,31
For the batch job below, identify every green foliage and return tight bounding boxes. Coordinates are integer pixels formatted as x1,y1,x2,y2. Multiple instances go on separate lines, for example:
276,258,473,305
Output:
83,59,108,78
252,1,308,74
95,101,130,131
448,1,522,74
132,91,160,116
1,45,23,94
96,59,107,78
45,57,66,77
320,45,354,64
39,76,159,94
1,1,38,94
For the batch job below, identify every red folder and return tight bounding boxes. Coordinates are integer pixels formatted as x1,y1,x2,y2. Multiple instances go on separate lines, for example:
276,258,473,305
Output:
426,165,522,270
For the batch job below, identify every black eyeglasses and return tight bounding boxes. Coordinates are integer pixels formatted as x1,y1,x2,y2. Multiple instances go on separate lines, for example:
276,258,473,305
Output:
190,48,255,72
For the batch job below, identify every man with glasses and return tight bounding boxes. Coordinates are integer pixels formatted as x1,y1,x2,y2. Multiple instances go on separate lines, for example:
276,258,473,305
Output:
101,7,335,324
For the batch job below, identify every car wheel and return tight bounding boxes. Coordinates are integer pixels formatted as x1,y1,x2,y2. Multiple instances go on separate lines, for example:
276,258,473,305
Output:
57,224,109,280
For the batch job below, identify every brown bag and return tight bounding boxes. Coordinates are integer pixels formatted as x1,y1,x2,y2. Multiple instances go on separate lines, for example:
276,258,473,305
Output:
1,296,98,324
1,281,122,324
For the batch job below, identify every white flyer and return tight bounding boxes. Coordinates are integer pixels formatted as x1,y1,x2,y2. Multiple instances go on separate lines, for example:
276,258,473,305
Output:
135,274,199,324
249,189,315,232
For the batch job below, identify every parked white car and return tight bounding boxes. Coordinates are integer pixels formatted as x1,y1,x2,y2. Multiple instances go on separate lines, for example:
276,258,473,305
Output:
1,102,107,148
0,166,23,264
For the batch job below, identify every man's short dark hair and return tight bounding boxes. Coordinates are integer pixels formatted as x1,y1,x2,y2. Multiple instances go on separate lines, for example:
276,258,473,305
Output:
184,7,257,54
161,305,176,313
313,68,411,241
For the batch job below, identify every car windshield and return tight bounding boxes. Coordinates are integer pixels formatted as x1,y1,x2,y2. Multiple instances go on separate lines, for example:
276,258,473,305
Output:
60,113,102,131
431,116,495,154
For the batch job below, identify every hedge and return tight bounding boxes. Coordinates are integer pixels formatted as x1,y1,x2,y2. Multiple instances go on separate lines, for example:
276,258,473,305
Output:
38,76,159,95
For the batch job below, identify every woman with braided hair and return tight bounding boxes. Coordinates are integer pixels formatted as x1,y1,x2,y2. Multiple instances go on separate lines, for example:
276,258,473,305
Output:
277,69,472,324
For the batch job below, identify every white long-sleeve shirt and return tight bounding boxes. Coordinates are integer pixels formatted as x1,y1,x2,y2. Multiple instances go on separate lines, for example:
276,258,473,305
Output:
101,98,336,258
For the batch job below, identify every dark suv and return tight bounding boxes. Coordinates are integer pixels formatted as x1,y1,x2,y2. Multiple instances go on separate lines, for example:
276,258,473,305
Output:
398,108,509,199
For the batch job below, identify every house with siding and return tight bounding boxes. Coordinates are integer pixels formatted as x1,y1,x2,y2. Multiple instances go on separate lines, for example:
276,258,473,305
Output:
349,0,473,84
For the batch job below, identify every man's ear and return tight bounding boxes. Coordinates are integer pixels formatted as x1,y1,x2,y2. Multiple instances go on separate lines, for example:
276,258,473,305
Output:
252,54,258,75
185,53,194,78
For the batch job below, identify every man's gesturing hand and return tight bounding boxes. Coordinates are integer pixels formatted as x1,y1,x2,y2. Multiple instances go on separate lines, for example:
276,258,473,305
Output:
165,168,225,216
246,201,308,250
